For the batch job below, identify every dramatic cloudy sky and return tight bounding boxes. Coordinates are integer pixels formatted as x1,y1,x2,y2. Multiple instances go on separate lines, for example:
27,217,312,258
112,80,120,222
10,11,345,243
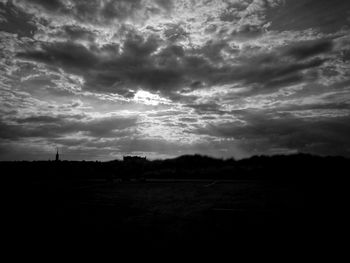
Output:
1,0,350,160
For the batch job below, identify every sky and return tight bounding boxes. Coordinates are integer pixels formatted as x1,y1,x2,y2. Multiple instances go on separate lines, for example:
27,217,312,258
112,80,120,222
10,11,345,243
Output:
0,0,350,161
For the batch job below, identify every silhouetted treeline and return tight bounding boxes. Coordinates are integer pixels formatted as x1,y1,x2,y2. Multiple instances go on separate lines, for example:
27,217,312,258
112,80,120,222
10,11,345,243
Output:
1,153,349,182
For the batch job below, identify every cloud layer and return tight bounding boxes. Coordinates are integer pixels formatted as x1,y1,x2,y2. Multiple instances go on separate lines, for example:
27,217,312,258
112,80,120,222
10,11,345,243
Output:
1,0,350,160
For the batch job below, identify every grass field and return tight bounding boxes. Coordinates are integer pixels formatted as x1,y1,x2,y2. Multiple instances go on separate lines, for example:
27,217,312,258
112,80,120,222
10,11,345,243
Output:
14,179,314,250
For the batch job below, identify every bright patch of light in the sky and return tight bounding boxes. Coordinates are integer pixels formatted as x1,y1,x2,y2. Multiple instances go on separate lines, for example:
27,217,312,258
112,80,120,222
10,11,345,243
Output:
133,90,171,105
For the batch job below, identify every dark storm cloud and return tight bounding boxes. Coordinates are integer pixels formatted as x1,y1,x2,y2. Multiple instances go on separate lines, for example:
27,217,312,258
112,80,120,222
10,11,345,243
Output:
6,0,347,98
178,117,198,123
0,115,137,140
15,115,64,124
154,0,173,12
230,24,264,41
266,0,350,32
122,33,159,57
188,103,225,115
16,32,334,100
92,0,145,24
202,38,336,93
0,1,37,37
17,41,99,70
16,34,181,96
157,44,185,60
12,0,172,25
163,23,188,42
193,40,237,63
61,25,97,42
25,0,65,12
284,39,334,60
10,34,169,96
226,57,326,90
193,112,350,156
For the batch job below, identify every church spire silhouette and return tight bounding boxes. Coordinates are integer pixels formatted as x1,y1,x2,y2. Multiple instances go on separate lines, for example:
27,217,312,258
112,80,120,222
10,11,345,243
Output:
55,148,60,162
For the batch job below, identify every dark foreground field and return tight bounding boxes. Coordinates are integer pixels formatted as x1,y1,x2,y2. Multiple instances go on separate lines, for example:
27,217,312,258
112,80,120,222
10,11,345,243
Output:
7,179,345,253
3,154,349,256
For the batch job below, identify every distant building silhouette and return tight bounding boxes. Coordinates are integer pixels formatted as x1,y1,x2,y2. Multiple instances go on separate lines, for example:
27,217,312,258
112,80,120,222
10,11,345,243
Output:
55,149,60,162
123,156,146,162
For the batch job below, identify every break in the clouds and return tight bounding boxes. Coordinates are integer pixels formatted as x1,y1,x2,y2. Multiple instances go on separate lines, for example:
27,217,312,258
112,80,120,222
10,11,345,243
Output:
0,0,350,160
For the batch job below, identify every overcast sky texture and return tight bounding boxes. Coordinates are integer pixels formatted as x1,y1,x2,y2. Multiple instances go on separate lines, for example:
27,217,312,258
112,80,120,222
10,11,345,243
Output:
0,0,350,160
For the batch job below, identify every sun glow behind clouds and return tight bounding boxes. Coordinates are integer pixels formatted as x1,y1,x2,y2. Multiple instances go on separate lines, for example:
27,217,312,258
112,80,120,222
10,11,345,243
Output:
133,90,171,105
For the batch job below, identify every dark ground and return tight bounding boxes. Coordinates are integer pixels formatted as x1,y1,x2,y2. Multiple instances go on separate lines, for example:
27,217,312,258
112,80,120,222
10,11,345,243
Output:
6,179,345,253
3,155,349,257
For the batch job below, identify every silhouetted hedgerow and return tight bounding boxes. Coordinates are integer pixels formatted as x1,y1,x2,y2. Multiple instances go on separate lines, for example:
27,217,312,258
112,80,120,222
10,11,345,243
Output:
1,153,349,183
